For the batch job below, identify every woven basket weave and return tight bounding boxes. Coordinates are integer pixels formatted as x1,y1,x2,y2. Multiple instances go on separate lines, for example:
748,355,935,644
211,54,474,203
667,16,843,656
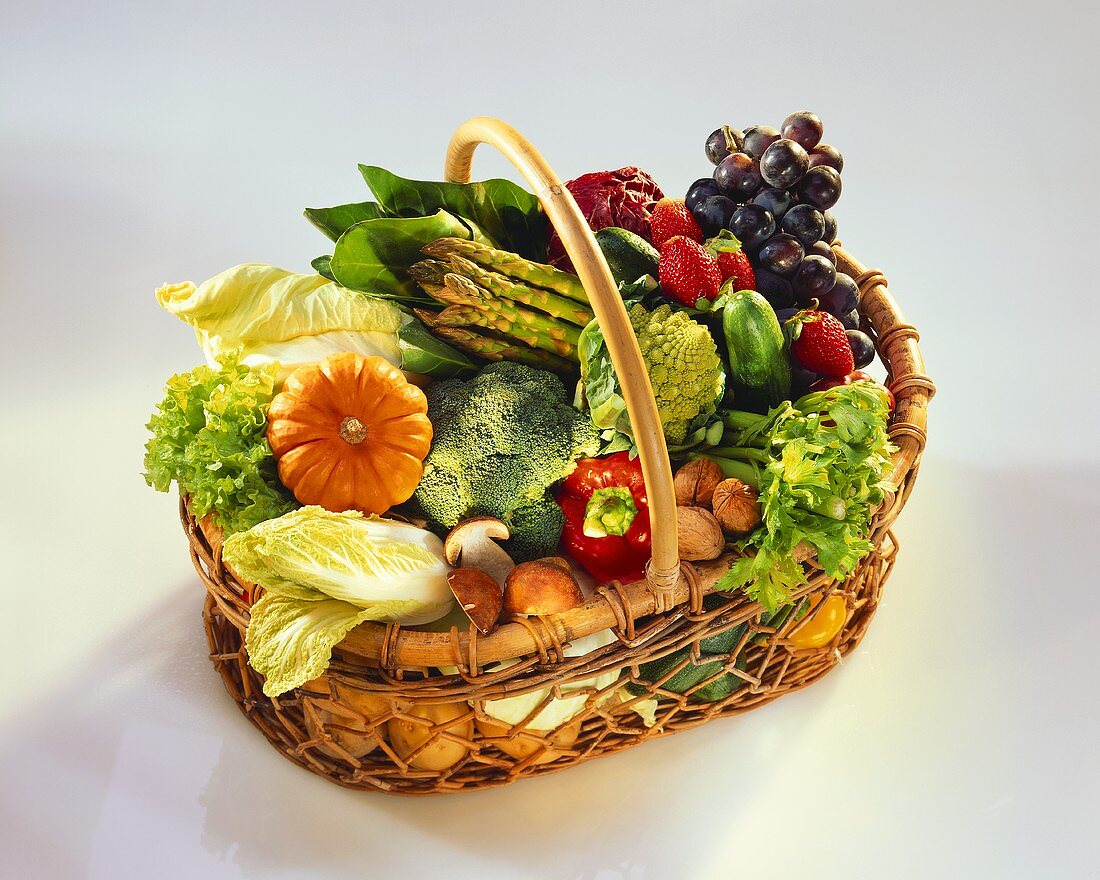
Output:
187,117,933,795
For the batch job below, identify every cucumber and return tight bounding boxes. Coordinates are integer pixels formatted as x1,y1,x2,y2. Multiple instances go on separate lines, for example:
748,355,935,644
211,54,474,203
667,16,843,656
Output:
595,227,660,285
722,285,792,410
691,655,748,703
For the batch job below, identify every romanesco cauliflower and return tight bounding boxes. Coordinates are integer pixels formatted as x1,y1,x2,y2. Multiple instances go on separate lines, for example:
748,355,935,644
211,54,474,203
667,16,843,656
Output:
578,303,724,447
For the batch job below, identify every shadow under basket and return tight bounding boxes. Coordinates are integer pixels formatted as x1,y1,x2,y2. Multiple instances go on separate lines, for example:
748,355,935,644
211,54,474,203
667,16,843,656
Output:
186,117,934,796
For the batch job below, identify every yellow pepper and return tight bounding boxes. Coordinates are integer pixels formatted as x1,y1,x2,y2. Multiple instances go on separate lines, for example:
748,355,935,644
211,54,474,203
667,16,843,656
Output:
788,594,847,650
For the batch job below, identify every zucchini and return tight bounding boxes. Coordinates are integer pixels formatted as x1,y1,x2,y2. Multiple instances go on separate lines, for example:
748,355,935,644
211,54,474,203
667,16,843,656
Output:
595,227,660,286
721,286,791,411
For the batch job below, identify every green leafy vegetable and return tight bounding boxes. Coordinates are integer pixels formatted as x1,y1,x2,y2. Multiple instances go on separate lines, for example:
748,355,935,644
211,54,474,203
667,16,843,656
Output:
329,210,476,303
224,506,454,696
359,165,549,261
708,382,896,610
304,201,385,242
245,595,379,698
143,358,298,534
397,319,478,378
311,254,335,280
156,264,404,375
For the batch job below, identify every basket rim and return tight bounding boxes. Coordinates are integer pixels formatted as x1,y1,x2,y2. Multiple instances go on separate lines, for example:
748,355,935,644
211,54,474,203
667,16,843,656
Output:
184,243,933,672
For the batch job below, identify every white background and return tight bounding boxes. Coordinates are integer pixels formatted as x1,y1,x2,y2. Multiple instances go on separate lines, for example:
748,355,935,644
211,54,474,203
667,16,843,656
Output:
2,1,1097,877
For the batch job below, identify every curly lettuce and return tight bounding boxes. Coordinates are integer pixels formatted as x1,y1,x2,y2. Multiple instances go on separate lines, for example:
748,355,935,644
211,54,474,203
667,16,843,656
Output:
143,357,298,534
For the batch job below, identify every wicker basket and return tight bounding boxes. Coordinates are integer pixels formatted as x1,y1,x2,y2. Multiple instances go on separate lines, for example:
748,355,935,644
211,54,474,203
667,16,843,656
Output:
187,117,934,795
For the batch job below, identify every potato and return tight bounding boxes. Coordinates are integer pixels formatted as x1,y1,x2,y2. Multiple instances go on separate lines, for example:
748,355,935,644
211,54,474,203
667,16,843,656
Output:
299,675,388,760
387,702,473,771
475,716,582,765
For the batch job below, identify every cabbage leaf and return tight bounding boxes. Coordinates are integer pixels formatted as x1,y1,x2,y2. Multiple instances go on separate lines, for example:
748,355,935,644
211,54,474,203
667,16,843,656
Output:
480,629,620,728
156,264,404,375
224,507,455,695
245,594,379,698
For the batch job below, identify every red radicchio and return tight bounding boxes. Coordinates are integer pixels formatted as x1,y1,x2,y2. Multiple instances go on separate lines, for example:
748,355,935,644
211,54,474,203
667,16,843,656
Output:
549,166,665,270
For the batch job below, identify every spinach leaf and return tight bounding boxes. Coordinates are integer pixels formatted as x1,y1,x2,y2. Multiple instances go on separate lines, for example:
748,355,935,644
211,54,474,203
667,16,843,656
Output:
398,320,477,378
330,210,471,303
311,254,336,281
304,201,385,242
359,165,549,261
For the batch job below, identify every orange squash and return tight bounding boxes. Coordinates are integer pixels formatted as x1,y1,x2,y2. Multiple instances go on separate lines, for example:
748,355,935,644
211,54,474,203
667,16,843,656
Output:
266,353,432,514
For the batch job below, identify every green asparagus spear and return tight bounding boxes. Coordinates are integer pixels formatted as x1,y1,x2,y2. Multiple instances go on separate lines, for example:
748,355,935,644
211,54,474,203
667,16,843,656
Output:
441,275,581,348
444,254,594,326
422,237,589,304
408,260,451,287
416,300,578,359
427,326,576,374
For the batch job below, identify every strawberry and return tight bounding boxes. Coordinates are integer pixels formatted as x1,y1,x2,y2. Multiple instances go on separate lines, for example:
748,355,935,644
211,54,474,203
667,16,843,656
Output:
650,198,703,249
716,248,756,291
658,235,722,307
789,309,854,377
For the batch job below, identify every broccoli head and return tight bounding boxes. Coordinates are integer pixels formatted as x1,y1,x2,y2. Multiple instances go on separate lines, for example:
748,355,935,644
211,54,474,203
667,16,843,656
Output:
579,303,724,447
411,362,600,560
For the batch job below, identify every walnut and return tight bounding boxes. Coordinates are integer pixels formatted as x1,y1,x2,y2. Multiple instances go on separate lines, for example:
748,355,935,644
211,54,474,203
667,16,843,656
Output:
711,479,763,536
673,459,725,508
675,506,725,561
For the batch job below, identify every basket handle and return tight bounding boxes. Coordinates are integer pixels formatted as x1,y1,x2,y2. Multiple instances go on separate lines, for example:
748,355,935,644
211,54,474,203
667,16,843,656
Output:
444,116,680,606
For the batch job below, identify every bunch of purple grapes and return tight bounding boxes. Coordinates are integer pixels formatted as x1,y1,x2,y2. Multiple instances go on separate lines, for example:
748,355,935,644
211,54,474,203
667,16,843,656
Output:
685,111,873,369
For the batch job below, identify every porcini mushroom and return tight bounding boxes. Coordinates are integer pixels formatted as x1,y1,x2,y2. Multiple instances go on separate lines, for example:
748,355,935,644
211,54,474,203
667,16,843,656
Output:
444,516,515,586
503,560,586,617
447,568,504,634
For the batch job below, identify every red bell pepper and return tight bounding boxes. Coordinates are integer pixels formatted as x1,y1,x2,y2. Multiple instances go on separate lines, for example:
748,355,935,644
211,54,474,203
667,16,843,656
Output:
556,452,652,584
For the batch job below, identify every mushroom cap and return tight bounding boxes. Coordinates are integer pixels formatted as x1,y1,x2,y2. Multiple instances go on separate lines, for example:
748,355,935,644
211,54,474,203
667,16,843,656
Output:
444,516,514,586
503,560,586,617
447,568,504,634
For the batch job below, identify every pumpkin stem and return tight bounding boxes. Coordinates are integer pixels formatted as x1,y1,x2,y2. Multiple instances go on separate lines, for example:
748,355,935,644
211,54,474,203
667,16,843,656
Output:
339,416,368,445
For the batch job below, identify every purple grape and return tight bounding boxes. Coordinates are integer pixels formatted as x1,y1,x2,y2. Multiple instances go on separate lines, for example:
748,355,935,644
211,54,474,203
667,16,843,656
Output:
760,138,810,189
847,330,875,368
792,255,837,300
752,187,793,220
754,269,795,308
806,240,837,264
758,233,805,278
774,307,799,325
808,144,844,172
791,364,820,396
822,211,838,243
781,204,825,246
840,308,860,330
797,166,842,211
728,203,776,250
781,111,823,150
741,125,781,159
818,271,859,316
705,128,736,165
693,194,737,236
714,152,763,201
686,178,720,211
